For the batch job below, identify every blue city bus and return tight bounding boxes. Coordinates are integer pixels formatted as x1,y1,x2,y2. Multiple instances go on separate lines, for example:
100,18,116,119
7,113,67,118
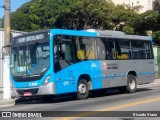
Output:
10,29,155,100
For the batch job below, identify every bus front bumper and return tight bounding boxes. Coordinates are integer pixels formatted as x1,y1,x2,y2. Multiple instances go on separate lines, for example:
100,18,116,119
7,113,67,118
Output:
11,82,56,98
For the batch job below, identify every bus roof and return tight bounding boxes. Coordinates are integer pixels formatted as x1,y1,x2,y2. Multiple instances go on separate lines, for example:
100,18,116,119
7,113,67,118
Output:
13,29,151,42
85,29,150,41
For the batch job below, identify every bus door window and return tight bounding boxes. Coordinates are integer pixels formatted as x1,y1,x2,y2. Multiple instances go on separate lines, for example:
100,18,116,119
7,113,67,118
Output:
61,44,73,60
54,35,74,73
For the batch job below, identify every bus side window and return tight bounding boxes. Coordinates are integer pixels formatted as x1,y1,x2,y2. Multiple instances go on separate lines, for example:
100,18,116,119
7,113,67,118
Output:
97,38,114,60
76,37,96,60
96,39,106,60
104,40,114,60
114,40,130,60
131,41,146,59
77,44,86,60
145,42,152,59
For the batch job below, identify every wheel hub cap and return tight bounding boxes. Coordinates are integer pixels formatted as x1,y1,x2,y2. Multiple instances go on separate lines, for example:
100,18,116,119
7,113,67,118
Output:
79,84,86,94
129,79,135,90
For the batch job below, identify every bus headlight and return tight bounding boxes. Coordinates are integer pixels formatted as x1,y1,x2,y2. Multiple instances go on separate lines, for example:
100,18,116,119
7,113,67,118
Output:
42,76,51,86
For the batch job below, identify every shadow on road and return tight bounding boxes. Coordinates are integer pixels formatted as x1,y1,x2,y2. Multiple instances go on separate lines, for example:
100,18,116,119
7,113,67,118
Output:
15,94,77,105
136,88,153,92
120,118,135,120
14,87,153,105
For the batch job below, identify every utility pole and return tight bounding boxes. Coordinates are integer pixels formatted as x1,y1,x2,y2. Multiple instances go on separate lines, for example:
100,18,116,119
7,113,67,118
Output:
4,0,10,51
3,0,11,100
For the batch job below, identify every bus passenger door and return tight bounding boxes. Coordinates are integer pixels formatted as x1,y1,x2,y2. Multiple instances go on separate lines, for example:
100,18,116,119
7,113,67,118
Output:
53,35,76,94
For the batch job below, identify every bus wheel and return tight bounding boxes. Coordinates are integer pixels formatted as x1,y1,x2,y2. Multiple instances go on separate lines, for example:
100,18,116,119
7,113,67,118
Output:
126,74,137,93
77,79,89,100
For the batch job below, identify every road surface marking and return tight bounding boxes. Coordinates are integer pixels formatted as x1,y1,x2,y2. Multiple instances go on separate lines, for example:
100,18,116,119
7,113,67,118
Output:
55,97,160,120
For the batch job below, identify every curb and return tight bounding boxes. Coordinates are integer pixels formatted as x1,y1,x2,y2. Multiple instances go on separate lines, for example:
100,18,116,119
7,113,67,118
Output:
0,99,16,108
138,79,160,88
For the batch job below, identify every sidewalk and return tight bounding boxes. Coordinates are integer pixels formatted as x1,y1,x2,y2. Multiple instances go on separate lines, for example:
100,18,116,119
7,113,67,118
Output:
0,92,16,108
137,78,160,88
0,79,160,108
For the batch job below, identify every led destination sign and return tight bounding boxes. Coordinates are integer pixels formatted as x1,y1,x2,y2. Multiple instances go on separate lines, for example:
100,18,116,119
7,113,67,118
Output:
17,34,44,43
13,32,49,45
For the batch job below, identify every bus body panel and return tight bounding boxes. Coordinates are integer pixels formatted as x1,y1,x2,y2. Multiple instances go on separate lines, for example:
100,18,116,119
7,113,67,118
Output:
100,60,155,88
54,61,102,94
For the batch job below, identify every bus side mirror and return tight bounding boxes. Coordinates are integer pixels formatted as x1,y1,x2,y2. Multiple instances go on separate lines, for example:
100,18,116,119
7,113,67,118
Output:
0,45,10,60
1,51,4,60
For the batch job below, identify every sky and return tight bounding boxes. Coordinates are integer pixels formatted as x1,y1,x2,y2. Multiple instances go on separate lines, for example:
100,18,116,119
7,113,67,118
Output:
0,0,30,18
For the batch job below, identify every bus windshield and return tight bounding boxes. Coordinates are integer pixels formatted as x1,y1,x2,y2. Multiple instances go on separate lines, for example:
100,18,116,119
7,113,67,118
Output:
10,42,50,77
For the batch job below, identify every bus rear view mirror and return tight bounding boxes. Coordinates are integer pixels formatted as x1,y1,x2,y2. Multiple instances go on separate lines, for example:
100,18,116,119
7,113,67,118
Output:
1,45,10,60
1,51,4,60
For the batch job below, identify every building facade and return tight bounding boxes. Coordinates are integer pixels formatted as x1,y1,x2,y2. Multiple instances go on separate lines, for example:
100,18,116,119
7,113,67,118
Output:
111,0,159,13
0,28,26,91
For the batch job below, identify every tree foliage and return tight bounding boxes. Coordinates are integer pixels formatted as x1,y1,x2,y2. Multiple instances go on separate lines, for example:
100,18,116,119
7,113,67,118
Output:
11,0,115,31
134,10,160,35
55,0,115,30
10,0,160,41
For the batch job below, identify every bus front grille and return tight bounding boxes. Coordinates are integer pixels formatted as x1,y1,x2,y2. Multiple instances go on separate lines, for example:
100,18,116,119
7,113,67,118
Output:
16,88,39,95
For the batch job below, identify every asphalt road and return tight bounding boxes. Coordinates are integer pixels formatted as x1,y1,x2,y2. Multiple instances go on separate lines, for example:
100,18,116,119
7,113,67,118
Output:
0,84,160,120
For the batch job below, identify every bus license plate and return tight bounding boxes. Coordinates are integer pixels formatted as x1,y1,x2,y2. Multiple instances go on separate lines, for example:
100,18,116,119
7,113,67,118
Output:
24,92,32,96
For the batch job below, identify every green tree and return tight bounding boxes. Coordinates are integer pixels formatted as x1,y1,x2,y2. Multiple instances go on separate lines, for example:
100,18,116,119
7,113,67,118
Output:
11,0,115,31
56,0,115,29
153,31,160,40
110,5,140,34
134,10,160,35
122,25,134,34
11,1,33,31
10,0,160,42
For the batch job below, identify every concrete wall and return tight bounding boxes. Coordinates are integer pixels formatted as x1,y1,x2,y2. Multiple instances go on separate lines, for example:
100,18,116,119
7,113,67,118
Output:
0,28,26,91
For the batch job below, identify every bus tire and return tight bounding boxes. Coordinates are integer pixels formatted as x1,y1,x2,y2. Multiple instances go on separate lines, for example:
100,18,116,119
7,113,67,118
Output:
77,79,89,100
126,74,137,93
